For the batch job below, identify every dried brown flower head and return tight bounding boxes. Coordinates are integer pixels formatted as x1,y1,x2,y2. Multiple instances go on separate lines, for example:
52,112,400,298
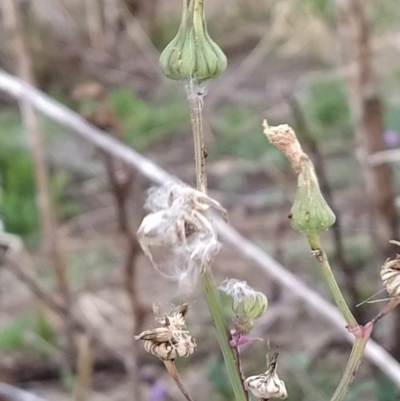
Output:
381,254,400,297
135,304,196,361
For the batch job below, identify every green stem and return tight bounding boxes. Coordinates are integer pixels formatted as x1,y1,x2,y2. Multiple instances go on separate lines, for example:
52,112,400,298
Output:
307,233,358,328
330,326,372,401
306,233,371,401
202,271,248,401
188,84,207,192
187,83,247,401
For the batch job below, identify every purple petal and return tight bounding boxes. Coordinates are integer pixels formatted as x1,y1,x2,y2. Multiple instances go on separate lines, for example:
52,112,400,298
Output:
229,333,262,348
384,131,399,148
149,381,167,401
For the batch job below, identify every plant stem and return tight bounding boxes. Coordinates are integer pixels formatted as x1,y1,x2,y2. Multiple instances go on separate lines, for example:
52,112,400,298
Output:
187,84,207,193
306,233,372,401
187,83,248,401
307,233,358,328
329,324,372,401
201,271,248,401
164,360,196,401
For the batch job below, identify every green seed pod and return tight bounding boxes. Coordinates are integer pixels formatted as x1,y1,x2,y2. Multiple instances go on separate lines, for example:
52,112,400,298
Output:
290,161,336,237
159,0,227,82
233,292,268,320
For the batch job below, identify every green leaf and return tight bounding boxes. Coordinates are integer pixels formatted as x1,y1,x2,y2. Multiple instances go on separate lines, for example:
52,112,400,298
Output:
207,357,235,401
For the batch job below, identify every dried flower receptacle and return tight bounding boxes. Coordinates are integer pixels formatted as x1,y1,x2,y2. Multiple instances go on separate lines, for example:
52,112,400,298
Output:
135,304,196,361
381,254,400,297
245,353,288,400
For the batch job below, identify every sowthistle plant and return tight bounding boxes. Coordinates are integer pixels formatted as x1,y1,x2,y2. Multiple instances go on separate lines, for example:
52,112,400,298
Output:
135,1,400,400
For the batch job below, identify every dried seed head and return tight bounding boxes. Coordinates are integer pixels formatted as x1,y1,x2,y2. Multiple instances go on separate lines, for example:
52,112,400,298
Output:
137,181,225,293
135,304,197,361
245,353,288,400
220,279,268,320
381,255,400,297
143,337,197,360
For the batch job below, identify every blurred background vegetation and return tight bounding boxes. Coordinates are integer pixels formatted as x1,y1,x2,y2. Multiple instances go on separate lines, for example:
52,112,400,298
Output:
1,0,400,401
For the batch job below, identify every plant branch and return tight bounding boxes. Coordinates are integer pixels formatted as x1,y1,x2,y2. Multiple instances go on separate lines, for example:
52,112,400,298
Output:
0,69,399,388
287,95,364,320
186,79,248,401
307,234,358,329
201,271,248,401
330,324,373,401
187,83,207,193
164,361,195,401
74,334,94,401
0,383,50,401
0,0,74,359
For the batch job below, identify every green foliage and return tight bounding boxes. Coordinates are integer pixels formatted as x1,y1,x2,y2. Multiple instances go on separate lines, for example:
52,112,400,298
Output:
368,0,400,32
211,104,286,168
286,352,381,401
304,0,335,22
207,357,235,401
0,309,56,359
0,127,40,238
0,111,79,242
109,87,187,150
384,102,400,131
0,316,28,352
50,170,80,219
306,80,351,135
377,375,400,401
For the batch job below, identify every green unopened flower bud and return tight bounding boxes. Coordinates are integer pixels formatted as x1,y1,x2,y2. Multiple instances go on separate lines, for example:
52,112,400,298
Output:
220,279,268,320
233,292,268,320
159,0,227,82
290,161,336,237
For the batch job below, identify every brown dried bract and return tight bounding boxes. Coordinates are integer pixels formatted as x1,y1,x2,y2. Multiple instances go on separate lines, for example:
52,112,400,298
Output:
135,303,196,361
381,254,400,297
262,119,308,174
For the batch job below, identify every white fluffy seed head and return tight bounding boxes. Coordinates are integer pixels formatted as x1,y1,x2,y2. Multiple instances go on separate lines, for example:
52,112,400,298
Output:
220,279,257,302
145,181,183,212
137,182,225,293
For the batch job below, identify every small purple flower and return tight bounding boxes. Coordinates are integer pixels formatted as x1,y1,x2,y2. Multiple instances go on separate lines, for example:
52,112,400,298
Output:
384,130,400,148
229,332,263,348
149,381,167,401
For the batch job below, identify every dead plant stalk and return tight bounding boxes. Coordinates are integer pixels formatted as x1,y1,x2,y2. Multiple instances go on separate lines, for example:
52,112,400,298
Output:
0,0,74,360
334,0,400,360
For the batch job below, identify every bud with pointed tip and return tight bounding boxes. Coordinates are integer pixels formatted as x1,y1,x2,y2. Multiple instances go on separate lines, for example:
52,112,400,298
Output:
290,160,336,237
159,0,227,82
